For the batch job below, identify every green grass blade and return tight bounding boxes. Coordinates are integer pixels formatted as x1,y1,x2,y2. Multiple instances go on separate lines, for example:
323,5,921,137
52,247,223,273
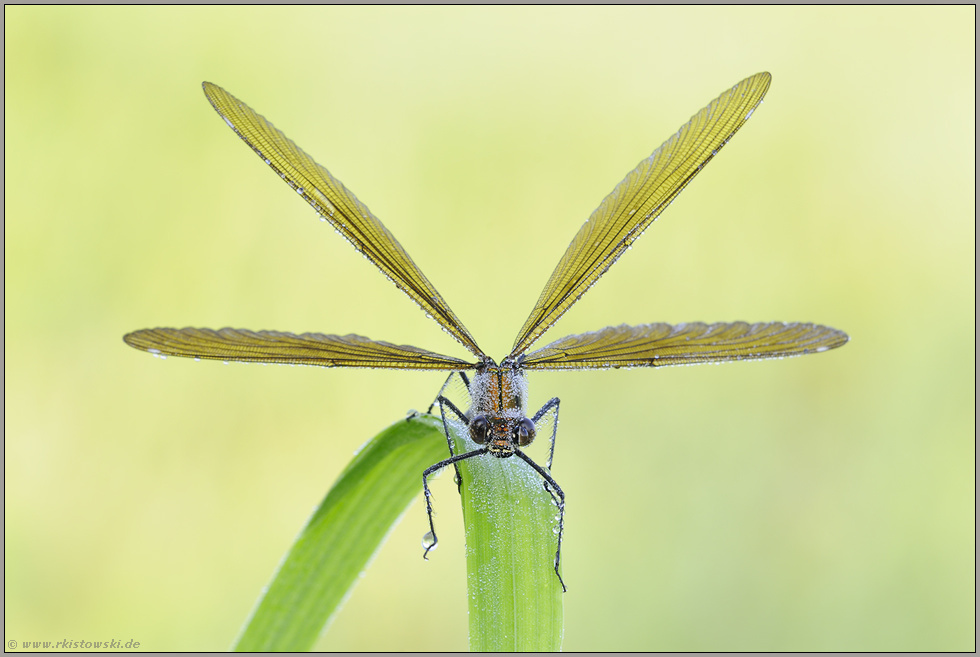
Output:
233,413,448,652
449,431,565,651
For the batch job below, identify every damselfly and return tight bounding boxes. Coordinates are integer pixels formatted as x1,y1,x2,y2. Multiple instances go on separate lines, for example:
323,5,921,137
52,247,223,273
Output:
124,72,848,592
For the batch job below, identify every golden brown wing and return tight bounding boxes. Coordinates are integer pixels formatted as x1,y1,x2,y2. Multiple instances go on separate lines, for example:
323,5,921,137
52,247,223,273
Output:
509,73,772,358
124,328,475,370
202,82,485,359
520,321,848,370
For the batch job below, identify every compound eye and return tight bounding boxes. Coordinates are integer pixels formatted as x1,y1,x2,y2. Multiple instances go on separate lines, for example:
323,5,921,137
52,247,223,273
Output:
469,415,489,444
515,418,536,447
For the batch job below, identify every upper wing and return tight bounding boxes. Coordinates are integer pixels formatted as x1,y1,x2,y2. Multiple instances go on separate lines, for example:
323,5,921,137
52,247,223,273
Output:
520,321,848,370
124,327,474,370
509,72,772,358
202,82,485,359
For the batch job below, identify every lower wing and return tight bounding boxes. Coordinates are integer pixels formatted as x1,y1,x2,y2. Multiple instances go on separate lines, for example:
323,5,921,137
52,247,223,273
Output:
124,327,475,370
520,321,848,370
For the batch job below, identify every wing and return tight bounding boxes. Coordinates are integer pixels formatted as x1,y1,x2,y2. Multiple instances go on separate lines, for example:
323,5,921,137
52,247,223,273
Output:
124,327,475,370
509,72,772,358
202,82,485,359
520,321,848,370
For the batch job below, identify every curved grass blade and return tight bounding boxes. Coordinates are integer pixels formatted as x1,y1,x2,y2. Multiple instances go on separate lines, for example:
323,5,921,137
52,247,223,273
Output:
444,422,565,651
233,414,449,652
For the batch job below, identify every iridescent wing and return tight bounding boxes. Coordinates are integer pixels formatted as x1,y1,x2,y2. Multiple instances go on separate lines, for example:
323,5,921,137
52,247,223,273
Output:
509,72,772,358
520,321,848,370
124,327,474,370
202,82,485,359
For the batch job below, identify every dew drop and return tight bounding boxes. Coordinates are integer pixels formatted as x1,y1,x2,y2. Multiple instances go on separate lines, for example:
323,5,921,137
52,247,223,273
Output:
194,357,201,362
421,532,437,550
816,346,829,352
148,348,161,354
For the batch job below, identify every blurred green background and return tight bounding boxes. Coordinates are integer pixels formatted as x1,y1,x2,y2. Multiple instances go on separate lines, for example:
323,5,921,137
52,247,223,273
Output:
4,6,974,651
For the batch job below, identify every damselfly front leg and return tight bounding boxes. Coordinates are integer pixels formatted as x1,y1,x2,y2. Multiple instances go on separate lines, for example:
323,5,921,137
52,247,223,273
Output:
421,447,488,559
531,397,561,471
514,449,567,593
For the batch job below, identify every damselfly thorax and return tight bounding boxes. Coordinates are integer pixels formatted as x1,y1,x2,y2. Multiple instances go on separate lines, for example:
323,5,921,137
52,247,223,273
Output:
466,362,537,456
